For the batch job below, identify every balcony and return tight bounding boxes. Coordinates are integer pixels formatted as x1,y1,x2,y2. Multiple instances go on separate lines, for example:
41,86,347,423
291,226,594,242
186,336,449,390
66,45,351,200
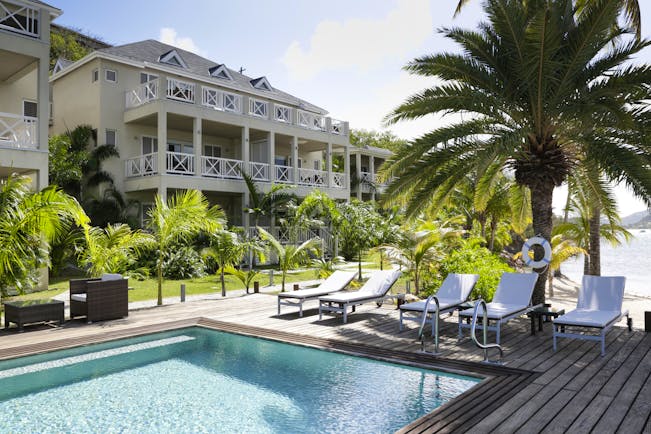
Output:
125,78,349,136
0,0,40,38
125,152,346,189
0,112,37,149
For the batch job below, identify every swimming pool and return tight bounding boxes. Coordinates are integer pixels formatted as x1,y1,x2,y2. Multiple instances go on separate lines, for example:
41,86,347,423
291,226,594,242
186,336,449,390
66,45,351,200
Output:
0,327,481,433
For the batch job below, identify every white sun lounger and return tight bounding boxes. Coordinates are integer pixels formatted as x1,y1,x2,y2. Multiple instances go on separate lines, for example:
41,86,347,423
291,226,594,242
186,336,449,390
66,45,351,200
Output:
458,272,539,344
553,275,631,356
318,269,402,323
399,273,479,334
277,270,357,317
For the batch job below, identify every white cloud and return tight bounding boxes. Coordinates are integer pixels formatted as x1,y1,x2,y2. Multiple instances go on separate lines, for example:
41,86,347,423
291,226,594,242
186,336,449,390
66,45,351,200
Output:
159,27,203,55
282,0,432,80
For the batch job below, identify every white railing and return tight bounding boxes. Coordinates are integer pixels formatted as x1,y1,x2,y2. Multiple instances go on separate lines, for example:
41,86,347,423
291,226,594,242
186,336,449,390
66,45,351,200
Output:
274,164,293,183
125,153,157,177
298,168,327,187
223,92,242,113
297,109,325,131
126,79,158,108
273,104,292,123
202,156,243,178
330,118,347,135
248,161,269,181
167,152,194,174
0,112,37,149
0,0,39,38
201,86,243,114
249,98,268,119
166,78,195,103
360,171,374,183
331,172,346,189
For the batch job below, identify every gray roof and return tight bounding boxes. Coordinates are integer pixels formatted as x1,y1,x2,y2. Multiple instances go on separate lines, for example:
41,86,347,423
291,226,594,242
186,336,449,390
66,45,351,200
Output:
97,40,327,114
25,0,61,15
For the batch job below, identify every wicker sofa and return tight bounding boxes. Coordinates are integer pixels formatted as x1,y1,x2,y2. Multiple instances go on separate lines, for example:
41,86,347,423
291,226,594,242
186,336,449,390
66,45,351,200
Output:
69,275,128,323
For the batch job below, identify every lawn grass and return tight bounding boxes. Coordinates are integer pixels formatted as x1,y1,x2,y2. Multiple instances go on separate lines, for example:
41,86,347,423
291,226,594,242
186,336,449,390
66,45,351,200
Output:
5,252,403,305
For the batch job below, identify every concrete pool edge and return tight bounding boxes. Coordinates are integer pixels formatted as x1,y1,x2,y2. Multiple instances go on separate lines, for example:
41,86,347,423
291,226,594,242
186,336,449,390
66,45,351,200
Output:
0,317,540,433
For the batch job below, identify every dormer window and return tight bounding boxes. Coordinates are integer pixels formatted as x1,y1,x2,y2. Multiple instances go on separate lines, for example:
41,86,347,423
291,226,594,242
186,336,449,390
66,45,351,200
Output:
250,77,272,91
158,50,187,68
209,64,232,80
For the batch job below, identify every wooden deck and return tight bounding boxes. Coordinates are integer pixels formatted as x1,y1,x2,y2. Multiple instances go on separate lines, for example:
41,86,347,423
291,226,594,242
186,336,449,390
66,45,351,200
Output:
0,293,649,433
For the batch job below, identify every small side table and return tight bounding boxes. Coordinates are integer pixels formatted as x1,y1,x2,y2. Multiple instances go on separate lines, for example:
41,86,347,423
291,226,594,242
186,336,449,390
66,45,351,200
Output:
526,305,565,335
3,299,65,331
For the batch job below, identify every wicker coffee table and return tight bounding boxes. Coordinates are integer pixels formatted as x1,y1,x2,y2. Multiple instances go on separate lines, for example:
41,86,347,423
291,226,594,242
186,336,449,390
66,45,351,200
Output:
3,299,65,331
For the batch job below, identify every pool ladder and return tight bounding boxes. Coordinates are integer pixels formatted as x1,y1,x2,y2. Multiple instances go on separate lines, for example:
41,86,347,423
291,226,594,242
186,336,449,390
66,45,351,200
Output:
418,296,503,364
418,295,441,355
470,299,503,365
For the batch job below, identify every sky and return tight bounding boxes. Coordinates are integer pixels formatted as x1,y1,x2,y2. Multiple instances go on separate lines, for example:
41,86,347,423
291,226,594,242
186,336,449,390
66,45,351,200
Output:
51,0,650,217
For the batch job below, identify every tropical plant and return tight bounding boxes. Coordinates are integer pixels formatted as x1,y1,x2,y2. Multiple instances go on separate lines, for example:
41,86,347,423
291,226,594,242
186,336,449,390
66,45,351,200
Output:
147,190,225,305
162,246,206,279
311,256,345,279
203,230,262,296
381,217,464,294
350,129,407,152
83,188,140,228
257,227,320,292
382,0,651,305
241,170,295,228
48,125,92,196
0,175,87,297
337,200,384,279
79,223,153,277
224,265,261,294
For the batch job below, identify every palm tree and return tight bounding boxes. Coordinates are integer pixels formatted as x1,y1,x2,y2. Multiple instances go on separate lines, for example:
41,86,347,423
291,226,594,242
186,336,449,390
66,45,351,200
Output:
257,227,320,292
454,0,642,40
382,0,651,305
0,175,87,297
203,230,261,296
241,170,295,228
147,190,225,305
79,223,153,277
224,265,261,295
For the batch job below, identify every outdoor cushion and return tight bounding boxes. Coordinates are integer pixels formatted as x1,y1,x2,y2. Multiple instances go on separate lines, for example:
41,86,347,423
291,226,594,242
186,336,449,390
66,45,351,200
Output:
279,270,356,300
459,303,528,320
71,293,87,302
401,298,463,313
553,309,622,328
101,273,123,281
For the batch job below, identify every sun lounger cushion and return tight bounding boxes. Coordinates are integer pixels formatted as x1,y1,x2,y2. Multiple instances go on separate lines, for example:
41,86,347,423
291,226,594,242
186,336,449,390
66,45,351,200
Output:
319,270,401,303
400,298,463,313
70,293,87,302
577,275,625,312
553,309,622,328
278,270,356,300
459,303,528,320
491,273,539,306
101,273,123,281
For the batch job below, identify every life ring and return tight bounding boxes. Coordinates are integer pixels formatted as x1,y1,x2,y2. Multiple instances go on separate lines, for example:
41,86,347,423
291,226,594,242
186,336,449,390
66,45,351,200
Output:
521,236,552,268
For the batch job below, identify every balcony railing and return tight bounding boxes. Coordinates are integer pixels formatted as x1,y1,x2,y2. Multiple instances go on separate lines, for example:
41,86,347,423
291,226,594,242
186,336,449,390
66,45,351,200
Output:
0,112,37,149
126,79,158,108
298,168,326,187
125,153,157,177
274,164,293,184
0,0,39,38
202,156,243,179
166,78,195,103
125,81,348,135
297,109,325,132
125,153,345,189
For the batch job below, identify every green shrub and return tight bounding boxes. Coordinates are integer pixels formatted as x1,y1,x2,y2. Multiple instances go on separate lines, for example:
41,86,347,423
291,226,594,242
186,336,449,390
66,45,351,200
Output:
428,240,513,301
162,247,205,279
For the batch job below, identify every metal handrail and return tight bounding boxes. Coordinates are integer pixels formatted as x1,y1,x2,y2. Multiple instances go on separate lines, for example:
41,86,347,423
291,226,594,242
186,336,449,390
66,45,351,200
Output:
418,295,441,354
470,299,503,364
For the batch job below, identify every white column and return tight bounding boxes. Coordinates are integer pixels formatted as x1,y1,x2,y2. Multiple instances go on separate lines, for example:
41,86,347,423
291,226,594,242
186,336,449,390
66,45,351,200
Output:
157,110,167,177
291,136,299,185
355,153,362,200
241,126,250,165
369,156,375,201
242,192,250,230
326,142,333,188
268,131,275,182
344,145,350,201
194,117,202,176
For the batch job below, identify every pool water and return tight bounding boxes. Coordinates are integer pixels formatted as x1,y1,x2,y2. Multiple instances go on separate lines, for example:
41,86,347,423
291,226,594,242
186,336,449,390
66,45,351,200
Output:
0,328,481,433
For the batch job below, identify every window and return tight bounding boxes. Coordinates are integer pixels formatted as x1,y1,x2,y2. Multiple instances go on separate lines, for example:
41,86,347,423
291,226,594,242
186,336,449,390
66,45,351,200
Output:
105,129,117,146
314,160,321,171
251,77,272,91
142,136,158,154
92,69,99,82
158,50,187,68
140,72,158,84
204,145,221,158
223,93,240,112
105,69,117,83
167,142,193,154
275,105,291,122
22,100,37,118
250,99,267,118
209,64,232,80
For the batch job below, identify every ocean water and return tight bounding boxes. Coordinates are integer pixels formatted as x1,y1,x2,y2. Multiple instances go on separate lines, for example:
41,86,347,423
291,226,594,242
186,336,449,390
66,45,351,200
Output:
561,229,650,298
0,327,480,433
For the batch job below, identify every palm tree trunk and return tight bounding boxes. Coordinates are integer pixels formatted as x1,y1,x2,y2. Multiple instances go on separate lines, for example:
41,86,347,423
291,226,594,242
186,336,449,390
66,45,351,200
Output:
547,268,554,298
488,219,497,251
281,271,286,292
220,268,226,297
379,251,384,271
530,182,554,306
157,252,163,306
583,254,590,275
588,206,601,276
358,249,362,281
